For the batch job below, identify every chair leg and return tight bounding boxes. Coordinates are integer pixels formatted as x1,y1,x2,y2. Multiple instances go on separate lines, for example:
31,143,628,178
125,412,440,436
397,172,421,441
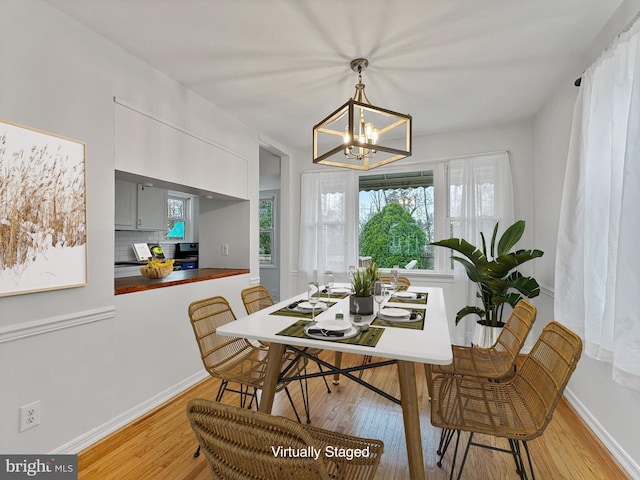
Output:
446,430,462,480
522,441,536,480
453,431,473,480
437,428,455,467
283,386,303,424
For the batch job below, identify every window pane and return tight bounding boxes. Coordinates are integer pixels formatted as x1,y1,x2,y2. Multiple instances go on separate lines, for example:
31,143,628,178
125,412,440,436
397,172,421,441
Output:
359,171,434,270
167,220,185,239
259,232,272,263
168,198,185,219
259,200,273,229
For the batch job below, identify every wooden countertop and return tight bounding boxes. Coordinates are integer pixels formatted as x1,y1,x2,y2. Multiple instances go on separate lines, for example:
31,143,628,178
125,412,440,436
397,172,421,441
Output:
114,267,249,295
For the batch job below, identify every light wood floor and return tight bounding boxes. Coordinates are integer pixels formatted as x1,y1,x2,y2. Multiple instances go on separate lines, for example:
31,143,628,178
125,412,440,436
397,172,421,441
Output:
78,353,629,479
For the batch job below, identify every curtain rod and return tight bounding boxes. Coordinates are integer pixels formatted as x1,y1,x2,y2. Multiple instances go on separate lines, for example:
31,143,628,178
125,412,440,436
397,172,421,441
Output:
574,9,640,87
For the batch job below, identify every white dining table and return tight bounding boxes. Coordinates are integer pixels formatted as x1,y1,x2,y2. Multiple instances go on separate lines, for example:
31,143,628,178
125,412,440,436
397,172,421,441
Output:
216,285,452,480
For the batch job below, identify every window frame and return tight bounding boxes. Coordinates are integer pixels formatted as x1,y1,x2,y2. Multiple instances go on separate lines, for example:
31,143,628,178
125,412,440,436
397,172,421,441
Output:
165,191,194,242
259,193,278,267
355,161,451,277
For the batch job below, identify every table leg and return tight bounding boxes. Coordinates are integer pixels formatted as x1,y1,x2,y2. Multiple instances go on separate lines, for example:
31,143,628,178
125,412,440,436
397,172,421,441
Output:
333,351,342,385
259,342,285,414
397,360,425,480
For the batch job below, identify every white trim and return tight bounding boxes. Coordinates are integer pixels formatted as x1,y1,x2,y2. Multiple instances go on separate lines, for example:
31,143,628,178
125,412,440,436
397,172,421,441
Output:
249,276,261,285
0,307,115,344
540,284,555,298
52,370,209,454
564,388,640,479
114,97,249,162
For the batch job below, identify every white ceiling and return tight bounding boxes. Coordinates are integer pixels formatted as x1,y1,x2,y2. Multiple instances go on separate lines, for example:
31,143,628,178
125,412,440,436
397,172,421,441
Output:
47,0,622,150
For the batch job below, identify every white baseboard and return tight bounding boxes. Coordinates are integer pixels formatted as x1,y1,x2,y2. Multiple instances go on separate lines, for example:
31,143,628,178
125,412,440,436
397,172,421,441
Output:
52,370,209,454
564,388,640,479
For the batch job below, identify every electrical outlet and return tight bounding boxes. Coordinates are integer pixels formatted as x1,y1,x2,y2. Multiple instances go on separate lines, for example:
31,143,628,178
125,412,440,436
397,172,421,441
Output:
221,243,229,256
19,401,41,432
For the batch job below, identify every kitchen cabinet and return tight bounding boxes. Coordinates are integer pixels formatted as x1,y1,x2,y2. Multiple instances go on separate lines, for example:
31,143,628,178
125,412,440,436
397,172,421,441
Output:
115,180,168,231
137,184,168,230
115,180,137,229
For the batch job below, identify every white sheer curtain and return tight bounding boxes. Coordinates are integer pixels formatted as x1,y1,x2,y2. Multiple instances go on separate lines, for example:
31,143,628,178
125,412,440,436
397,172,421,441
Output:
448,152,514,345
555,18,640,391
298,170,358,290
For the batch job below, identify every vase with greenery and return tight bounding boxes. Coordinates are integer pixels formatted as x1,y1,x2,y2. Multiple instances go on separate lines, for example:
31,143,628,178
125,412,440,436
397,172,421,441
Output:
431,220,543,329
349,263,379,315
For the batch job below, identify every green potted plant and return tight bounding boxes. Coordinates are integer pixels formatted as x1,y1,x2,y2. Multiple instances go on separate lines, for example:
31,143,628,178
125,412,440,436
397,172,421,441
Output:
431,220,543,346
349,263,379,315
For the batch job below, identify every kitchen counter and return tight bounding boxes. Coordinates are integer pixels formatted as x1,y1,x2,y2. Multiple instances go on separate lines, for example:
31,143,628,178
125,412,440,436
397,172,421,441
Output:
114,267,249,295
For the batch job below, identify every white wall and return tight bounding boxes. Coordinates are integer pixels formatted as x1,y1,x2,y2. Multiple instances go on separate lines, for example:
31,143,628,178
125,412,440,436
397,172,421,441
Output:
531,1,640,476
0,0,260,454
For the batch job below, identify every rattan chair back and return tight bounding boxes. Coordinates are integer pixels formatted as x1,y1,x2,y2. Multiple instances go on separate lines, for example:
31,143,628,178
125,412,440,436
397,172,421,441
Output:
187,398,383,480
491,299,537,358
241,285,274,315
378,275,411,288
430,299,537,384
188,296,259,381
510,320,582,437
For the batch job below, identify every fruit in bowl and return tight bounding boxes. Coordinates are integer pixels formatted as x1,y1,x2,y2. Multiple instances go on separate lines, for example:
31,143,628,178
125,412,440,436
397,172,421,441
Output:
140,258,174,279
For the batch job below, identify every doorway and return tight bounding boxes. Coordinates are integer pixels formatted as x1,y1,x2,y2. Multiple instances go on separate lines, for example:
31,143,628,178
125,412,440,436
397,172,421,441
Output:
259,147,281,301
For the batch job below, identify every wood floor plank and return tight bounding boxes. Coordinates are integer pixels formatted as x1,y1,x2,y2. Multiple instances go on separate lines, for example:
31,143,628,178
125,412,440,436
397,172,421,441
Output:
78,353,630,479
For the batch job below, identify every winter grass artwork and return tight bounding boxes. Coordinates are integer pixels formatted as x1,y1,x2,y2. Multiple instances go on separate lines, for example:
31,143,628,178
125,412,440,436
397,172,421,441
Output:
0,119,87,297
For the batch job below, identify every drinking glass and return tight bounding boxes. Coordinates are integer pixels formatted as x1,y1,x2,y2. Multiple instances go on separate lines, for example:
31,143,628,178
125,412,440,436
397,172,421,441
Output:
308,281,320,321
373,280,385,317
324,271,334,300
390,266,399,294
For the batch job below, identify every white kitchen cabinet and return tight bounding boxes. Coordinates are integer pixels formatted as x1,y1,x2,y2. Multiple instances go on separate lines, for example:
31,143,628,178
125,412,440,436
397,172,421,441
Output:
136,184,168,231
115,180,137,229
115,180,168,231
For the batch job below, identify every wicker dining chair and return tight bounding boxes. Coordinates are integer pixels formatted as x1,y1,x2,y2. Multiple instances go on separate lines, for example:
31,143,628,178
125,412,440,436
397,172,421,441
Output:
241,285,333,409
426,299,537,464
187,398,384,480
378,275,411,289
430,321,582,480
188,296,308,442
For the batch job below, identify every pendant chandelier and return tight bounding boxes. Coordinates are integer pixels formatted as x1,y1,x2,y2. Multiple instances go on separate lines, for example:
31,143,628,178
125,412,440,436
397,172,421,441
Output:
313,58,412,170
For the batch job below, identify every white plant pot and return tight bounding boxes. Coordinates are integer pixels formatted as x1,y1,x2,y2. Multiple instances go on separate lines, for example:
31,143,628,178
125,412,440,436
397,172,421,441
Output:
471,321,503,348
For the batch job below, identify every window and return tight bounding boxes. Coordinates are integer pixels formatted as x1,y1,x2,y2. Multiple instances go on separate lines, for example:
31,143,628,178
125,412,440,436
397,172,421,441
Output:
358,170,436,270
259,197,275,265
166,193,193,241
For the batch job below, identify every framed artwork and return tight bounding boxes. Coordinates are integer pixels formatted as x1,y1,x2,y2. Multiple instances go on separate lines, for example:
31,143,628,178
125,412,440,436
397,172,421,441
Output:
0,119,87,297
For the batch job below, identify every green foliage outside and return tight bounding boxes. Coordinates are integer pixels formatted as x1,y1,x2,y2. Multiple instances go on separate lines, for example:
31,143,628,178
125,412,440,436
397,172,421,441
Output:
360,202,427,268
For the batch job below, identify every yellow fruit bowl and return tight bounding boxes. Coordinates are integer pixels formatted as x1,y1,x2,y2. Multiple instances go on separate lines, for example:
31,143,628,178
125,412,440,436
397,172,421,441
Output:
140,266,173,279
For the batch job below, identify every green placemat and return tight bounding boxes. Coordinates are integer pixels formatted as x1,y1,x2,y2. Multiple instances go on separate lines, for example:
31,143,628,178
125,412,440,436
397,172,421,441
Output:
276,320,384,347
389,292,428,305
270,301,337,319
371,307,426,330
320,290,350,300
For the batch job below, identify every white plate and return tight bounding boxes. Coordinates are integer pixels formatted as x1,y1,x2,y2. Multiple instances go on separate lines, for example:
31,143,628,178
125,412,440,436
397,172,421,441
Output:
304,325,359,341
313,320,351,332
328,287,351,294
379,310,424,324
296,301,327,312
394,291,417,299
379,307,411,318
